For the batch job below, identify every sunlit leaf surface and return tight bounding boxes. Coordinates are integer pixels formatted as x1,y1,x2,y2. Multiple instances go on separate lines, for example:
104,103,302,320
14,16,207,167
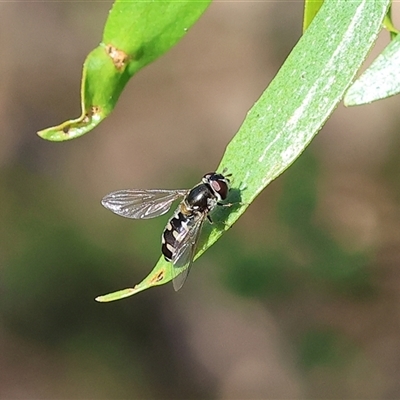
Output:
96,0,389,302
345,33,400,106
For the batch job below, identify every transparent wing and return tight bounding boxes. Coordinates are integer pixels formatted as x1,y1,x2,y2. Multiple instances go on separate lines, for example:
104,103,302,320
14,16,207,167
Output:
170,214,207,291
101,189,188,219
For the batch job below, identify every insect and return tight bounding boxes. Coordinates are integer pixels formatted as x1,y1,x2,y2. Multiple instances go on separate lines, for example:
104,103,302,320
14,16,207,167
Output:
101,172,231,291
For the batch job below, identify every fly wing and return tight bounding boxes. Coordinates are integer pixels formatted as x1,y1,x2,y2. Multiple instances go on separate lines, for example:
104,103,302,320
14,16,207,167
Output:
170,213,207,291
101,189,188,219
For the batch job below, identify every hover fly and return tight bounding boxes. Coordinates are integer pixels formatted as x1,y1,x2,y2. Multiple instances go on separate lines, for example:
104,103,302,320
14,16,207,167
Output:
101,172,231,291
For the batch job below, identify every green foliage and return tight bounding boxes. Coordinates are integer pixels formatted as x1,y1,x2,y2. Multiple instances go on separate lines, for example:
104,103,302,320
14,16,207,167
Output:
96,0,390,301
302,0,324,32
383,4,399,39
345,33,400,105
37,0,211,141
344,4,400,105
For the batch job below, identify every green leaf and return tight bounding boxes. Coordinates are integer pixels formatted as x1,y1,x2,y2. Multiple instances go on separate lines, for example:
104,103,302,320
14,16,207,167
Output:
383,4,399,39
37,0,210,142
303,0,324,32
344,31,400,106
96,0,389,302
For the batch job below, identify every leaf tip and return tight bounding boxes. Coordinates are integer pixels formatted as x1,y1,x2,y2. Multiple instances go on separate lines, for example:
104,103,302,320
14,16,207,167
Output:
95,287,139,302
37,107,103,141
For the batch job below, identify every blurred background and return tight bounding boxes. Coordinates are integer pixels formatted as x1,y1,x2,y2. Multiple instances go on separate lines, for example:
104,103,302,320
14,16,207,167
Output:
1,1,400,398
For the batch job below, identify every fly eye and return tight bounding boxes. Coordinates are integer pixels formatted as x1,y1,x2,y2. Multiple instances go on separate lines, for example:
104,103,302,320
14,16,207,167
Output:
211,179,228,199
210,180,221,192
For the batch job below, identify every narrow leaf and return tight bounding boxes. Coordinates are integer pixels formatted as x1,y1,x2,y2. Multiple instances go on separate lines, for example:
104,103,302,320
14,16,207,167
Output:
345,32,400,106
383,5,399,39
38,0,210,141
303,0,324,32
96,0,389,301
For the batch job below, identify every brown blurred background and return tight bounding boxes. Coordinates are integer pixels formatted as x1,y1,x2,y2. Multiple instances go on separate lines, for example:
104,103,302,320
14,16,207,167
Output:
1,2,400,399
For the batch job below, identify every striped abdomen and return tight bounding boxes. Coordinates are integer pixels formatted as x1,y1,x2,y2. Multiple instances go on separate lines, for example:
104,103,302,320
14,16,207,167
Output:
161,210,191,261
